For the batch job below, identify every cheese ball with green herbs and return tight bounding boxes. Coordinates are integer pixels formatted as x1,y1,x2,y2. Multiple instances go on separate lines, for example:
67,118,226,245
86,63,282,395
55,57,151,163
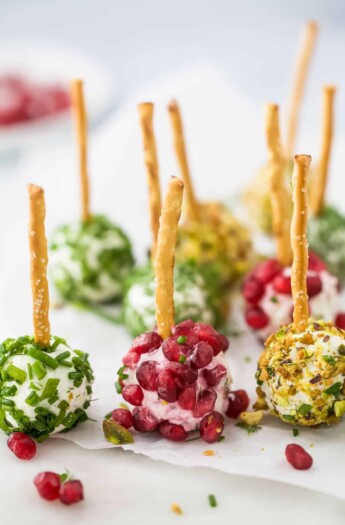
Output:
50,215,135,303
0,336,94,440
122,263,223,337
256,321,345,426
308,206,345,285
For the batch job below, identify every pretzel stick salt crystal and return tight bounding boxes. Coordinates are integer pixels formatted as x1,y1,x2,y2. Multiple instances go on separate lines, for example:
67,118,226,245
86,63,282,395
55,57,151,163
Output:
28,184,51,346
71,79,91,222
168,100,199,222
310,85,336,216
291,155,311,331
266,104,292,266
155,176,184,339
138,103,162,260
286,21,318,159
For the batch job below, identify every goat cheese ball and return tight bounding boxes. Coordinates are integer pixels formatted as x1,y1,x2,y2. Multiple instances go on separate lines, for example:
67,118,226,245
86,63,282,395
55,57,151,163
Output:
118,321,231,442
256,320,345,426
122,263,223,337
308,206,345,285
0,336,94,440
50,215,135,303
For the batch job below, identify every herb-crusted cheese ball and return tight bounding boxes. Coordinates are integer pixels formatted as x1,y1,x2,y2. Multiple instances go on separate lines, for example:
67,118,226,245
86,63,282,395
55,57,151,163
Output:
256,321,345,426
122,263,222,337
50,215,134,303
0,336,93,440
308,206,345,285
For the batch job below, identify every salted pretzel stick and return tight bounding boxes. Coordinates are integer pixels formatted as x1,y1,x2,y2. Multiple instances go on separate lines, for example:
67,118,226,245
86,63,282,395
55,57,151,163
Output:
310,85,336,216
28,184,51,346
266,104,292,266
291,155,311,331
286,21,318,159
138,103,162,261
155,176,184,339
168,100,199,222
71,79,91,222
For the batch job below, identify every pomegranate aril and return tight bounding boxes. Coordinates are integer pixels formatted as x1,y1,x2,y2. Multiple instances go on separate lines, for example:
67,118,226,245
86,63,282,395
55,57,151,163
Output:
193,389,217,418
254,259,282,284
122,384,144,406
200,411,224,443
131,332,162,354
226,390,250,419
219,334,230,352
7,432,36,460
335,313,345,330
158,421,188,442
111,408,133,429
166,362,198,387
34,472,61,501
307,275,322,297
245,306,269,330
190,341,213,369
309,251,326,271
132,407,159,432
122,351,140,369
162,338,187,362
243,278,265,304
178,384,197,410
174,319,195,330
157,371,177,402
59,480,84,505
203,364,227,387
285,444,313,470
273,274,292,295
173,323,199,346
193,323,223,355
136,360,158,391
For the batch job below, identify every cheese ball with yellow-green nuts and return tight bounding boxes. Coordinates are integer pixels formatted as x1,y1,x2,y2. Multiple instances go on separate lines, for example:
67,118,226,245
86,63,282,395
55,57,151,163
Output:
176,202,253,287
256,320,345,426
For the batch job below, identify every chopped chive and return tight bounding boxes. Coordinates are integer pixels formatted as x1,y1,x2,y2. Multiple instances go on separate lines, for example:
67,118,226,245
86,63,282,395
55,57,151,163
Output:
1,398,15,407
48,394,59,405
208,495,217,508
41,378,60,400
83,400,90,409
62,412,79,429
27,348,59,370
58,400,69,411
56,351,71,362
6,364,27,384
115,381,123,394
1,385,17,397
50,337,67,351
86,386,92,395
32,361,47,380
54,410,66,428
59,361,73,367
293,427,299,437
73,379,83,388
27,363,33,380
325,382,342,396
297,404,312,417
25,391,41,407
178,355,186,363
177,336,187,344
68,371,84,380
30,382,41,391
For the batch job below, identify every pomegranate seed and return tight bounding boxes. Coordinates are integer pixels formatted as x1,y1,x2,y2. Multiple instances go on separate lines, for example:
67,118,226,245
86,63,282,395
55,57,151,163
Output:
34,472,61,501
199,411,224,443
132,407,159,432
59,480,84,505
166,362,198,387
173,319,195,331
158,421,188,442
131,332,162,354
309,251,326,271
335,313,345,330
122,384,144,406
172,323,199,346
111,408,133,429
189,341,213,369
307,275,322,297
285,444,313,470
122,351,140,369
157,371,178,402
203,364,227,386
193,324,223,355
193,389,217,418
243,278,265,304
177,384,197,410
136,360,159,391
273,274,291,295
162,338,187,362
245,307,269,330
219,334,230,352
254,259,282,284
7,432,36,460
226,390,250,419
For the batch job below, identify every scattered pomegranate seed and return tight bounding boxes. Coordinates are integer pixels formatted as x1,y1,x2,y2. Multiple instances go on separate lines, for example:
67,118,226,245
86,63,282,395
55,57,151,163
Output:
306,275,322,297
122,351,140,369
177,384,197,410
335,313,345,330
254,259,282,284
158,421,188,441
132,407,159,432
111,408,133,429
243,278,265,304
193,389,217,418
245,307,269,329
193,323,223,355
309,251,326,271
285,444,313,470
199,411,224,443
162,338,187,362
122,384,144,406
189,341,213,369
203,365,227,386
131,332,162,354
157,371,178,402
7,432,36,460
34,472,61,501
136,360,159,391
166,362,198,387
59,480,84,505
273,274,291,295
226,390,250,419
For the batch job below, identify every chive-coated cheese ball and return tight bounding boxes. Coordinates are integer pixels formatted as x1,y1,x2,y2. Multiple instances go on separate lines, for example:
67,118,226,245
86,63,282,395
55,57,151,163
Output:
0,336,94,440
50,215,135,303
256,320,345,426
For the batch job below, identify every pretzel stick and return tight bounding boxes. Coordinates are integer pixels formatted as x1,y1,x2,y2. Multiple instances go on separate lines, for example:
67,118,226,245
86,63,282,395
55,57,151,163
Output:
310,85,336,216
138,103,162,261
286,21,318,159
168,100,199,222
71,79,91,222
155,176,184,339
28,184,51,346
291,155,311,331
266,104,292,266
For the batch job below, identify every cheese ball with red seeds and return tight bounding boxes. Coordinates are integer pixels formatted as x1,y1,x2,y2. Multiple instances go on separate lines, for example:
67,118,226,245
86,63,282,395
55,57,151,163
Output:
118,320,231,442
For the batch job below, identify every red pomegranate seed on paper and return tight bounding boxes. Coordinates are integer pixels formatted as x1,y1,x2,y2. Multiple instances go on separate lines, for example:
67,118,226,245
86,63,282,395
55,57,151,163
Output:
285,444,313,470
200,411,224,443
34,472,61,501
226,390,250,419
59,480,84,505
